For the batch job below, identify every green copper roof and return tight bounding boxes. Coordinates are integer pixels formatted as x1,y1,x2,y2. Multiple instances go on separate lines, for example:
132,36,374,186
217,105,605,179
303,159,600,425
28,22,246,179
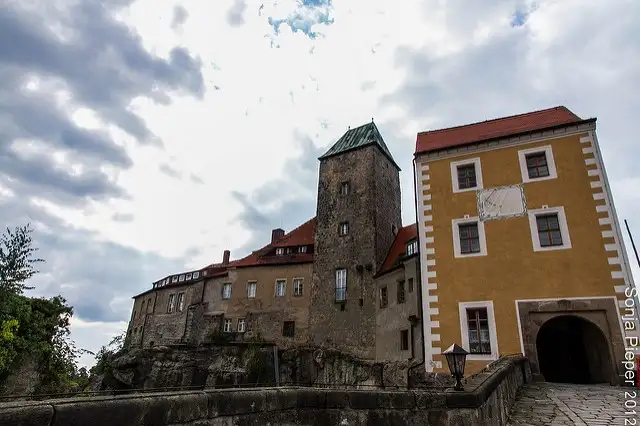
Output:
319,121,401,170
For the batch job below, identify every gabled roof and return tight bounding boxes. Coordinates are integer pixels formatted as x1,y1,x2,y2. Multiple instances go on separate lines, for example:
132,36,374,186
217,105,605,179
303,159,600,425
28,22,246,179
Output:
377,223,418,277
415,106,592,155
319,121,401,170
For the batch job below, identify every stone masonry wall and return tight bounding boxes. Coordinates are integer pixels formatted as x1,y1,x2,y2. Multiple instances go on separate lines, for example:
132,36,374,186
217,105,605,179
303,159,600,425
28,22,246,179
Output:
0,357,531,426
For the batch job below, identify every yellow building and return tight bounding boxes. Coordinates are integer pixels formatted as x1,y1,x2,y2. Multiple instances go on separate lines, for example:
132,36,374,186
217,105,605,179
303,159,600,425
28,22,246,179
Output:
413,106,639,384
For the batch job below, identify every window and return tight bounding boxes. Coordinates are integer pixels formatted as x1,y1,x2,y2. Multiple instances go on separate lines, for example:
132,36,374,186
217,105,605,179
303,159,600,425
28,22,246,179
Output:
339,222,349,236
408,278,414,293
282,321,295,337
177,292,185,312
237,318,246,333
247,281,257,298
450,158,483,193
406,240,418,256
528,206,571,252
397,280,405,304
172,276,178,283
340,181,350,195
466,308,491,354
293,278,303,297
140,300,145,316
335,269,347,301
276,247,285,255
167,294,176,313
380,287,388,308
165,278,169,285
458,301,499,360
179,274,185,282
400,329,409,351
222,283,232,300
298,245,307,253
193,271,199,279
286,247,293,254
275,279,286,297
452,217,487,258
223,319,232,333
186,273,192,280
518,145,557,183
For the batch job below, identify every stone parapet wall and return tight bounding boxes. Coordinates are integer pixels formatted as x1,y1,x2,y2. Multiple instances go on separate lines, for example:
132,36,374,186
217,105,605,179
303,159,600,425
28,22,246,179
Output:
0,356,531,426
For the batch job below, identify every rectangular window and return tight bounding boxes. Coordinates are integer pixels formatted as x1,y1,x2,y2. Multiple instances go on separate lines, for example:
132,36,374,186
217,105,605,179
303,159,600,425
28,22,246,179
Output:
293,278,303,297
186,273,192,280
339,222,349,236
457,164,477,189
380,287,388,308
397,280,405,304
400,329,409,351
340,181,350,195
276,247,284,255
172,276,178,283
282,321,295,337
222,283,232,300
536,214,563,247
275,279,286,297
223,319,232,333
526,152,550,179
247,282,257,298
177,292,185,312
335,269,347,301
193,271,199,279
298,245,307,253
408,278,414,293
466,308,491,354
406,240,418,256
179,274,185,282
167,294,176,313
459,223,480,254
237,318,246,333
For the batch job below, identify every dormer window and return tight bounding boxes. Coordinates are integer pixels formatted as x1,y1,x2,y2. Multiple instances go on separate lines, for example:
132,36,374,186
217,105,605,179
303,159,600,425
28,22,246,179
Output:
298,245,307,253
406,240,418,256
193,271,200,279
186,273,192,280
286,247,293,254
172,276,178,283
276,247,284,255
179,274,185,282
340,182,350,195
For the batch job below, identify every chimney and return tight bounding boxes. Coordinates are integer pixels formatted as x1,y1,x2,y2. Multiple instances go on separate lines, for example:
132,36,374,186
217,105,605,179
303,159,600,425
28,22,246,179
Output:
222,250,230,265
271,228,285,243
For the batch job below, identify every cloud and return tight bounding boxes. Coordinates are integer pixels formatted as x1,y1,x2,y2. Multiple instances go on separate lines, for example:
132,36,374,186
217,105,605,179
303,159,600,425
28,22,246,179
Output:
227,0,247,27
171,5,189,31
112,212,135,223
159,163,182,179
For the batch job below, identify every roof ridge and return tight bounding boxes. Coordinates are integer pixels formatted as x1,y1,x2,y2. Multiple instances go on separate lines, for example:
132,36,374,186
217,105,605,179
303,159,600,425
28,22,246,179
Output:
416,106,577,136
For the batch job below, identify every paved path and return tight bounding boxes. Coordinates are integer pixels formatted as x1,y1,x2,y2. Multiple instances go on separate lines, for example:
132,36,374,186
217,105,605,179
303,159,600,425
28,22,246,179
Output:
507,382,637,425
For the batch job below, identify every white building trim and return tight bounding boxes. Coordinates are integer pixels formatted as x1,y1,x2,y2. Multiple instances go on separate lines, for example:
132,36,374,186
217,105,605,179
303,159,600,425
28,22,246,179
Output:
450,157,483,193
527,206,572,252
517,145,558,183
452,216,488,258
458,300,499,361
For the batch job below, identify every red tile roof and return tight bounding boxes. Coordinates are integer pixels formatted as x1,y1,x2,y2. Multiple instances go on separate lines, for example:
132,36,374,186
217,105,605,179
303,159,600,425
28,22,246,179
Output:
377,223,418,276
415,106,588,154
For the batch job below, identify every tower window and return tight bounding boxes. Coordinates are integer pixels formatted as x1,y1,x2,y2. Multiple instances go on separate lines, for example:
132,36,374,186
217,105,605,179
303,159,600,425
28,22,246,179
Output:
340,182,350,195
339,222,349,236
335,269,347,301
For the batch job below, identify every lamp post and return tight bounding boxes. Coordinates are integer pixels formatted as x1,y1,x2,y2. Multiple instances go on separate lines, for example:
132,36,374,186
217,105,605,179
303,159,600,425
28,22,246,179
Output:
443,343,469,391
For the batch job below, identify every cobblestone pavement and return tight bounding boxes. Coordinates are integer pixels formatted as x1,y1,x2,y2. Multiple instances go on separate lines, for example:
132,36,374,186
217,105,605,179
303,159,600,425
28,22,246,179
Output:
507,382,637,425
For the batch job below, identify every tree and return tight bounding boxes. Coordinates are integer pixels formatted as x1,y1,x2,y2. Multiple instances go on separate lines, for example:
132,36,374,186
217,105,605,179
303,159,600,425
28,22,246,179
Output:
0,224,44,295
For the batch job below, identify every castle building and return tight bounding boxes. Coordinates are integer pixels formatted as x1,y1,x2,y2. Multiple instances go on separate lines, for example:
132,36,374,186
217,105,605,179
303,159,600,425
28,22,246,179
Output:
413,106,639,384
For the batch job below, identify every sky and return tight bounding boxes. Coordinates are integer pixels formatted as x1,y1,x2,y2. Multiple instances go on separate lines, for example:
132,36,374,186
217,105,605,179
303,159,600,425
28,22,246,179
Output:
1,0,639,368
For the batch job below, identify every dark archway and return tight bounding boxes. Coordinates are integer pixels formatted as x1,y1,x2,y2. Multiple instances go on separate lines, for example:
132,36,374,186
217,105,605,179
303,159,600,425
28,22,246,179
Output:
536,315,613,384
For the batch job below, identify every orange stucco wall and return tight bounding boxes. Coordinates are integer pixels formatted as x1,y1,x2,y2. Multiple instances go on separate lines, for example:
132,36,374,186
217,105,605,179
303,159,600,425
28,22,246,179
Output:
418,131,623,374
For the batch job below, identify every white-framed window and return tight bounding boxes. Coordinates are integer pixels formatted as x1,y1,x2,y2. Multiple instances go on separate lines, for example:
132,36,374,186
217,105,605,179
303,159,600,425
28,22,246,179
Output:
167,294,176,313
335,269,347,301
179,274,185,282
177,292,185,312
172,276,178,283
450,157,483,193
237,318,246,333
298,245,307,253
339,221,349,236
193,271,199,279
186,273,192,280
275,279,286,297
452,216,487,258
247,281,257,298
293,278,303,297
276,247,285,255
406,240,418,256
223,319,232,332
340,181,350,195
518,145,557,183
164,278,169,285
528,206,571,252
222,283,232,300
458,301,499,361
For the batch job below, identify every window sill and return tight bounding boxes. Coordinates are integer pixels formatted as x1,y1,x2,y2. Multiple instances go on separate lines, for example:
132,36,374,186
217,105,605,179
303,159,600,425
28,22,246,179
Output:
467,353,498,361
533,244,571,252
522,175,557,184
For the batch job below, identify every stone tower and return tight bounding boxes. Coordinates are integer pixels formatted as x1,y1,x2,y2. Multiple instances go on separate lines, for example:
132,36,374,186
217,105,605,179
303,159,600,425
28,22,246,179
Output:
309,122,402,359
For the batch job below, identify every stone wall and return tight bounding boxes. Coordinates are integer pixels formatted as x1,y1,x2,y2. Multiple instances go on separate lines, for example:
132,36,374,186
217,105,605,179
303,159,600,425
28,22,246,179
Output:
0,356,531,426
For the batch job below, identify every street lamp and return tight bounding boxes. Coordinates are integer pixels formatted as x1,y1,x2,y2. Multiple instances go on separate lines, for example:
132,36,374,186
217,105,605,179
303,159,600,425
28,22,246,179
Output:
443,343,469,391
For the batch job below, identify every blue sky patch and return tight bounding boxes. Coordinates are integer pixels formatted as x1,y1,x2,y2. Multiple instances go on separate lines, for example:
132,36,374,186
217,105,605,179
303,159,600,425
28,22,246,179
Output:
267,0,334,39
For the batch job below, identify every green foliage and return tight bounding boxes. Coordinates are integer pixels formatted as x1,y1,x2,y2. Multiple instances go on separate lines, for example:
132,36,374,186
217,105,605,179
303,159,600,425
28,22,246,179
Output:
0,319,19,371
0,224,44,295
87,332,126,378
